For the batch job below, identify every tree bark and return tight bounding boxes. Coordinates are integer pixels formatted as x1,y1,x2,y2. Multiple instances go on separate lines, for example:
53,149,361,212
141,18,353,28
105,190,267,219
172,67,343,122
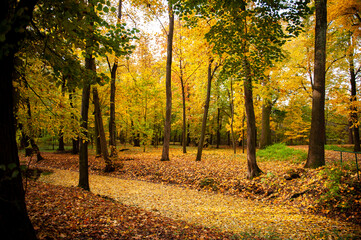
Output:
180,62,187,153
259,101,272,149
243,57,262,178
108,0,122,157
79,81,91,191
69,90,79,154
305,0,327,168
94,113,101,156
230,79,237,154
196,59,218,161
348,42,360,152
93,87,115,172
0,0,38,238
216,108,221,149
161,3,174,161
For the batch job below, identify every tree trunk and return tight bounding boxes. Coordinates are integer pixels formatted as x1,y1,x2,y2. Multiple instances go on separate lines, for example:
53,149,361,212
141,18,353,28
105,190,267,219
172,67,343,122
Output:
305,0,327,168
0,1,38,238
196,59,218,161
216,108,221,149
94,111,101,156
230,79,237,154
161,3,174,161
348,121,354,144
259,101,272,149
93,87,115,172
348,42,360,152
243,57,262,179
24,93,43,161
69,90,79,154
78,56,93,191
180,64,187,153
108,0,122,157
58,76,66,152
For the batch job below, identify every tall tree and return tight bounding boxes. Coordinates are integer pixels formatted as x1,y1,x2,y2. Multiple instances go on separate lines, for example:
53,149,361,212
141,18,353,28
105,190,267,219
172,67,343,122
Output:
305,0,327,168
196,59,219,161
93,87,115,172
347,36,360,152
107,0,123,157
161,1,175,161
0,0,38,238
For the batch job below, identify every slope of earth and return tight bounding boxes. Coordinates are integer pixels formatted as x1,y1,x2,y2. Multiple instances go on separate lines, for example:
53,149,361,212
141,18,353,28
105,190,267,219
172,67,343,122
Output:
36,168,361,239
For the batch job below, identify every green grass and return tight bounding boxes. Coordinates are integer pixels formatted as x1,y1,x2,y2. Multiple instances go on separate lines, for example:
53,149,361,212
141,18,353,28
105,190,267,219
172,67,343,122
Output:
257,143,307,163
324,145,353,152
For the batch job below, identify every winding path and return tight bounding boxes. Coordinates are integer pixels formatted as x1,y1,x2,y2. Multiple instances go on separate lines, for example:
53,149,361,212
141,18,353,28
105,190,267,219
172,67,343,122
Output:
39,169,361,239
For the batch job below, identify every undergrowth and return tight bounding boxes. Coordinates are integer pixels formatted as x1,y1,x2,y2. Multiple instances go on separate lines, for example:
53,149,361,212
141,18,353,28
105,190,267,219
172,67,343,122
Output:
257,143,307,163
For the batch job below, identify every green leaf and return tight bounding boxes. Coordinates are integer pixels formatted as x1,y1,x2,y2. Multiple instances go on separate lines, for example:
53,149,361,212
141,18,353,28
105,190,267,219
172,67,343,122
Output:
103,6,109,13
111,7,116,13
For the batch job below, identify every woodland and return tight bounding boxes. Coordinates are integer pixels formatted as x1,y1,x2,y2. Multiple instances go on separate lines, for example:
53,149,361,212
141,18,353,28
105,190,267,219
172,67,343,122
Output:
1,0,361,239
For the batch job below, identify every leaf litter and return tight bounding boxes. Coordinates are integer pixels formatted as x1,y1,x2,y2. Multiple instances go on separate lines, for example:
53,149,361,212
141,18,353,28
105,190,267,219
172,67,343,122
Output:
22,146,361,239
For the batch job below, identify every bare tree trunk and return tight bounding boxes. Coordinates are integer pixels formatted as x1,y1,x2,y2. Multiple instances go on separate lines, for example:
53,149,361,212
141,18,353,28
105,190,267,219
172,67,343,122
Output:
93,87,115,172
69,90,79,154
230,79,236,154
259,101,272,149
349,121,354,144
348,41,360,152
306,0,327,168
196,59,218,161
243,56,262,178
94,113,101,157
79,73,91,190
0,53,37,240
108,0,122,157
216,108,221,149
161,3,174,161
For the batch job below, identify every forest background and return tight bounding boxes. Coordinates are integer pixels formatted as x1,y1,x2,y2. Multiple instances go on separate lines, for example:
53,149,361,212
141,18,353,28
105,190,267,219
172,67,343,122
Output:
1,0,361,239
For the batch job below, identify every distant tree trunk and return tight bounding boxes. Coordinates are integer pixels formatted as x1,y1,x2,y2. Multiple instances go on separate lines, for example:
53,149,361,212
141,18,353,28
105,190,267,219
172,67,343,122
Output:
58,76,66,152
93,87,115,172
259,100,272,149
108,0,122,157
180,62,187,153
229,79,236,154
24,95,43,161
306,0,327,168
348,41,360,152
216,108,221,149
94,115,101,156
348,121,354,144
196,59,218,161
0,0,38,238
161,3,174,161
243,56,262,178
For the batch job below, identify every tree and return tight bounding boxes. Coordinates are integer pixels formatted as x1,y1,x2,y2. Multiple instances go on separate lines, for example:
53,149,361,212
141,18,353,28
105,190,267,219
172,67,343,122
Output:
196,58,219,161
176,0,310,178
161,1,175,161
305,0,327,168
93,87,115,172
0,0,39,238
107,0,123,157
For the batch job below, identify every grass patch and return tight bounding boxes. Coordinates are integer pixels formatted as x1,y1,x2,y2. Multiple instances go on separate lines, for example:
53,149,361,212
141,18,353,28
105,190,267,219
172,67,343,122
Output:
324,145,353,152
257,143,307,163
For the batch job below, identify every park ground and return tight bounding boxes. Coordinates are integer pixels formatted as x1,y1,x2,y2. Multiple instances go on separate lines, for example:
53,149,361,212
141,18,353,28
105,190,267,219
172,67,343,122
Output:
21,144,361,239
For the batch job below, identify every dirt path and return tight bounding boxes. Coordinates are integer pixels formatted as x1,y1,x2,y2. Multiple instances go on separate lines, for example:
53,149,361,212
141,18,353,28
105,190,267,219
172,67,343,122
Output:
38,169,361,239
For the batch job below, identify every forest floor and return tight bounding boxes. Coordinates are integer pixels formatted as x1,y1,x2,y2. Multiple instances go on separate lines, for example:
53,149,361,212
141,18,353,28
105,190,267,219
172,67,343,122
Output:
21,145,361,239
